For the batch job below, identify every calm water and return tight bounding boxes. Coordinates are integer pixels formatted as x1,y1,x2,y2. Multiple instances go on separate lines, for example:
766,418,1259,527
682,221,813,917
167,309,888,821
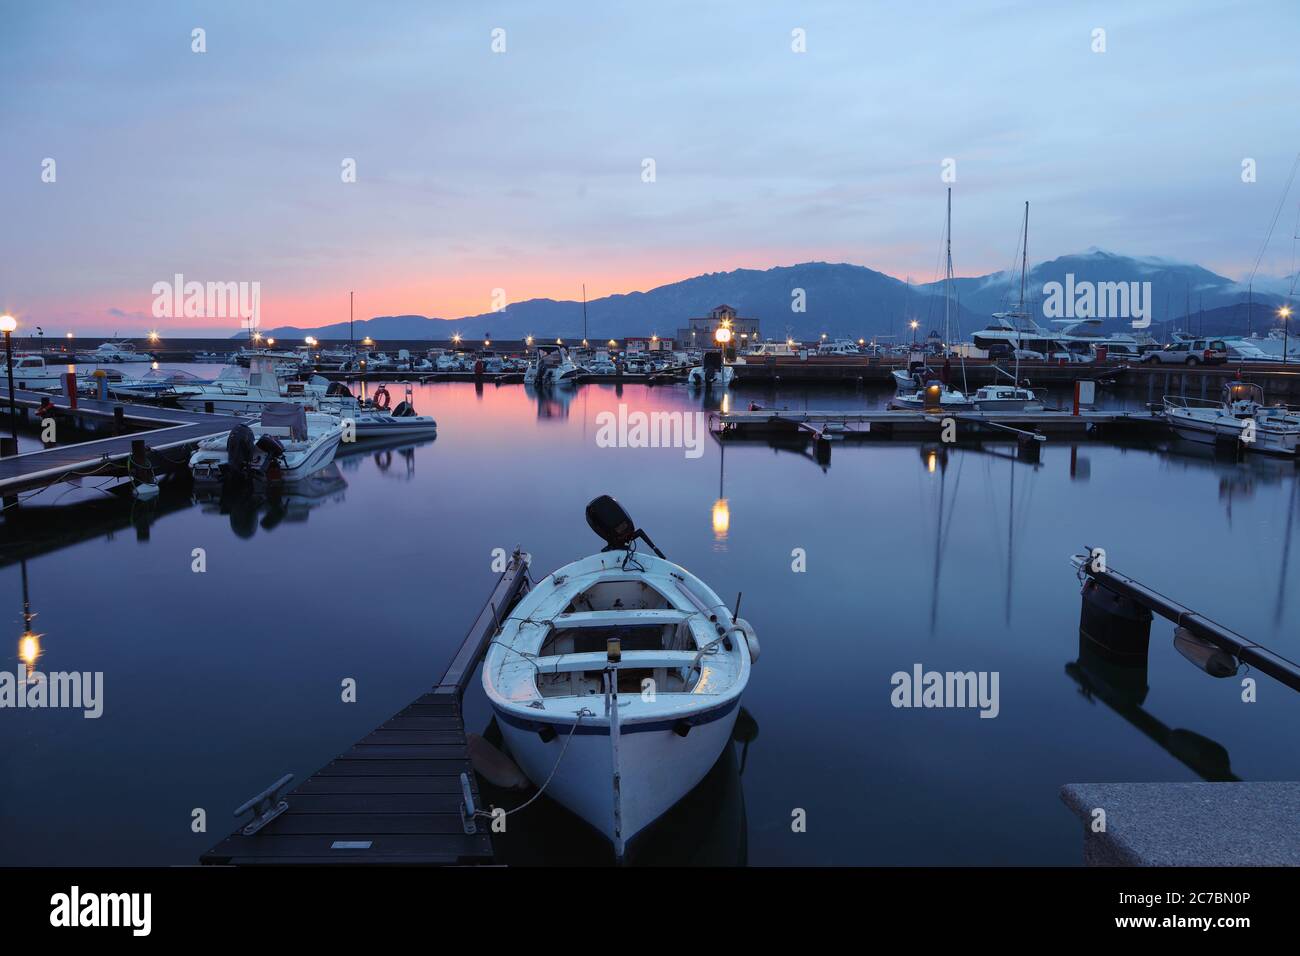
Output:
3,376,1299,865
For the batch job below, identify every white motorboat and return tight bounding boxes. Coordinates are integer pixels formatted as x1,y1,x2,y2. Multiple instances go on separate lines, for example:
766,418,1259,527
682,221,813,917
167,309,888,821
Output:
524,344,583,387
971,384,1042,411
1163,381,1300,456
8,354,70,390
482,496,757,858
174,358,328,414
189,403,344,482
686,351,734,389
817,338,860,355
319,383,438,438
889,384,973,410
76,341,153,363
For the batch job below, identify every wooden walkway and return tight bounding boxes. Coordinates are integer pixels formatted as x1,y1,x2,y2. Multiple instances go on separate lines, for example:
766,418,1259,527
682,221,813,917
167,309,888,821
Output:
201,551,532,866
0,386,245,494
712,407,1163,440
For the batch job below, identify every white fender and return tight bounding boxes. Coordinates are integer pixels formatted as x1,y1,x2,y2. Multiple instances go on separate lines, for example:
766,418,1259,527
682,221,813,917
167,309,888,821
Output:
733,617,759,665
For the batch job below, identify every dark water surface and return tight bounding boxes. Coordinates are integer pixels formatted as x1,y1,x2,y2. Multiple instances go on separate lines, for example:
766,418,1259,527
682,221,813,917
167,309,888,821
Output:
3,377,1299,865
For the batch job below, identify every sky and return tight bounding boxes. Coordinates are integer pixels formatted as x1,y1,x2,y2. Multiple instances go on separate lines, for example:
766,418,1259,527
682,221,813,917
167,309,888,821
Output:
1,0,1297,336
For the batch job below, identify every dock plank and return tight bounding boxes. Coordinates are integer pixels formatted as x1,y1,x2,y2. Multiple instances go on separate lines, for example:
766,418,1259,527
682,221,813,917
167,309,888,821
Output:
202,553,532,866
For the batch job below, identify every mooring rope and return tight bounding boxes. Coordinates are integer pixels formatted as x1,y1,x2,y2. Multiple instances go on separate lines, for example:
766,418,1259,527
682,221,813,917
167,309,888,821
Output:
478,707,594,820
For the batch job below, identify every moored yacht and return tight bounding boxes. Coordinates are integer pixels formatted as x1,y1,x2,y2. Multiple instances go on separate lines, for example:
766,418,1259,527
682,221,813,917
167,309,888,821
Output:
76,340,153,363
482,496,757,858
173,358,328,414
524,344,582,387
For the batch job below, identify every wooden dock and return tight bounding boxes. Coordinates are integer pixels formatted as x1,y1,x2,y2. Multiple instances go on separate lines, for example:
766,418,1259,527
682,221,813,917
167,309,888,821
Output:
0,386,247,495
201,550,532,866
711,407,1164,441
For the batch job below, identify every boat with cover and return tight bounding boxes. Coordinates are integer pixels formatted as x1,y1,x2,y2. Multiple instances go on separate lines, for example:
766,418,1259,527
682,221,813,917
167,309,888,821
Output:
482,496,758,858
189,403,344,482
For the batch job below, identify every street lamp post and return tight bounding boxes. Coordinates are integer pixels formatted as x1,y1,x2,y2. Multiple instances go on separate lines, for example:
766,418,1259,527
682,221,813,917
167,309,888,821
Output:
0,315,17,444
1280,305,1293,366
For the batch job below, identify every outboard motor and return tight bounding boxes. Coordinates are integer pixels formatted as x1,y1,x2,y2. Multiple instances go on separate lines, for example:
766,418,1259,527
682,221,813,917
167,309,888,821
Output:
255,434,286,476
226,422,256,476
326,382,353,398
585,495,666,558
391,400,415,417
702,350,722,386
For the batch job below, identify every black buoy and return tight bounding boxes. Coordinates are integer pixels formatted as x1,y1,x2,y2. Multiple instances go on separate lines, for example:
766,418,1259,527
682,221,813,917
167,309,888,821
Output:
1079,579,1152,665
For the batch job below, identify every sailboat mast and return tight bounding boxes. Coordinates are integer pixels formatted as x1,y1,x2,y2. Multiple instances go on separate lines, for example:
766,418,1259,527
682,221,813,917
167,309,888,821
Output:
582,284,588,344
944,188,952,343
945,188,967,392
1016,202,1029,386
350,291,354,350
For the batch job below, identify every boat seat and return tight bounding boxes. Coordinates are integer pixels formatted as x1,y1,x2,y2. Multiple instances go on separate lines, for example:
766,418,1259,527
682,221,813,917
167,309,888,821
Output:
551,609,693,627
532,650,704,674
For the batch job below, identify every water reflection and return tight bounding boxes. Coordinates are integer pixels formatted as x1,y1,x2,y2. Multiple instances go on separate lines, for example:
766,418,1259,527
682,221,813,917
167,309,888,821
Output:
17,559,41,682
196,465,348,538
1067,630,1239,782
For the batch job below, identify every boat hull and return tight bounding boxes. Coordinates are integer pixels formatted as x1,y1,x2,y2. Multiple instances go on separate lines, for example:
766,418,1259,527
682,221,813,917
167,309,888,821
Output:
494,698,740,845
1165,409,1298,455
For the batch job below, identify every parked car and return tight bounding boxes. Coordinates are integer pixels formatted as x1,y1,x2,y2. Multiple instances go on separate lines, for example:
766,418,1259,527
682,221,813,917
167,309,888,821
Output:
1141,339,1228,365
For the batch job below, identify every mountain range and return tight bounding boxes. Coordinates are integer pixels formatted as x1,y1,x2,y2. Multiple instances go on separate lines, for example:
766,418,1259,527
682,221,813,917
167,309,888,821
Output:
246,252,1294,343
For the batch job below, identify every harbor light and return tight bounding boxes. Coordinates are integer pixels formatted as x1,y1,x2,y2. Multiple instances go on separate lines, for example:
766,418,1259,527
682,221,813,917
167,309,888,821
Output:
484,338,491,347
712,498,730,538
148,330,159,342
253,331,263,343
362,336,374,347
266,337,275,347
1,315,16,333
714,326,732,345
608,339,617,348
556,338,563,345
525,335,534,346
305,336,317,347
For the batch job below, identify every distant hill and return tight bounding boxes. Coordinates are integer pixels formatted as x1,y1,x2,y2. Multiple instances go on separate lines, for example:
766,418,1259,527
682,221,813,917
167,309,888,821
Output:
247,262,982,344
246,254,1290,342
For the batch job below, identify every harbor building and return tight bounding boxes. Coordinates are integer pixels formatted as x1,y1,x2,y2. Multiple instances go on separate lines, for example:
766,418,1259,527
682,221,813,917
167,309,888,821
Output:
675,304,760,350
